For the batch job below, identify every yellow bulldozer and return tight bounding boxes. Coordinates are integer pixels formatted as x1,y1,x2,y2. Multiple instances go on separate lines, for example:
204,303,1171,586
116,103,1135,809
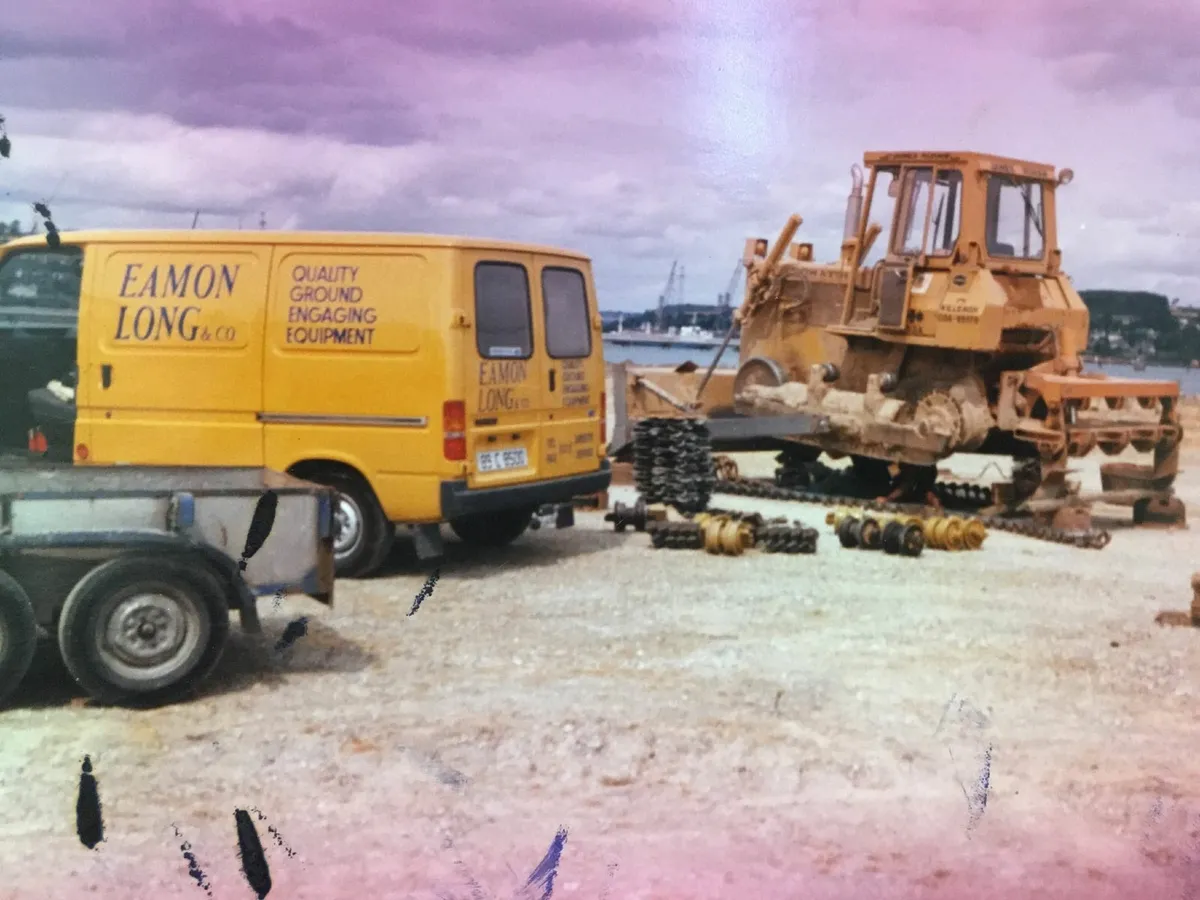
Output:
609,150,1185,530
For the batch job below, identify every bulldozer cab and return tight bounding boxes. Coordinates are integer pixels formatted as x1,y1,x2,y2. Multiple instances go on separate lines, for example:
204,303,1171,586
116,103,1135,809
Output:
843,152,1072,331
744,152,1074,337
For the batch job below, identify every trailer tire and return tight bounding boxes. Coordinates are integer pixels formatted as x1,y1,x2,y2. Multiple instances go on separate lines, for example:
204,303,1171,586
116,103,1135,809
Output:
56,554,231,707
0,569,38,707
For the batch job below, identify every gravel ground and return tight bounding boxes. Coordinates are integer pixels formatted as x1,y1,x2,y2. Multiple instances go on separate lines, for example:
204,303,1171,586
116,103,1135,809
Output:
4,433,1200,898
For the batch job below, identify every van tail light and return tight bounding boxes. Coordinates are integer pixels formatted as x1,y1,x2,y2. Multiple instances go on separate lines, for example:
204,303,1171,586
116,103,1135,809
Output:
443,400,466,461
600,391,607,448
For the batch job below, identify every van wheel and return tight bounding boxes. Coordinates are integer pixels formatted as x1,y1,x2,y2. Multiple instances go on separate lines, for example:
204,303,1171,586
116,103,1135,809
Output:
0,569,38,708
450,506,537,548
56,555,230,707
316,471,394,578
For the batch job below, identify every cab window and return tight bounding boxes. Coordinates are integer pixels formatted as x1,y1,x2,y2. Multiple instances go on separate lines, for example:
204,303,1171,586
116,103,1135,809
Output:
541,266,591,359
986,176,1045,259
474,261,533,359
0,247,84,311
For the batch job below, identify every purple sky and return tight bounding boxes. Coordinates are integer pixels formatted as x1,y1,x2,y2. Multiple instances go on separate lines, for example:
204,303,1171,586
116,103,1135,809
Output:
2,0,1198,310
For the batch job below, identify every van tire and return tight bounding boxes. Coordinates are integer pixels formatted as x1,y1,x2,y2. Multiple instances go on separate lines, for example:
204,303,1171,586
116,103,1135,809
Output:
0,569,38,708
314,470,394,579
450,506,536,549
56,554,230,707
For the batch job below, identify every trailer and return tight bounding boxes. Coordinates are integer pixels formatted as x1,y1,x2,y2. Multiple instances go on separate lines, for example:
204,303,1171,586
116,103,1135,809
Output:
0,465,336,708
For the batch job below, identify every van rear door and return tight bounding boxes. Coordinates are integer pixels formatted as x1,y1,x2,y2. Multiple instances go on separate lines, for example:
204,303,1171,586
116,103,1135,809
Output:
463,253,545,489
533,256,604,478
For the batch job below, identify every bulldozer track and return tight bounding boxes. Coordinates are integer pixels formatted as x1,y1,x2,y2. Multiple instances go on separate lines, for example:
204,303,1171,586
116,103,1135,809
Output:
712,475,1113,550
630,417,1113,551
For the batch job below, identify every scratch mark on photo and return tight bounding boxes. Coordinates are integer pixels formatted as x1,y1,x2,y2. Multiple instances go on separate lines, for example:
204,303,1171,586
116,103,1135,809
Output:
274,616,309,654
171,824,213,898
409,568,441,617
235,808,272,899
76,755,104,849
952,743,993,836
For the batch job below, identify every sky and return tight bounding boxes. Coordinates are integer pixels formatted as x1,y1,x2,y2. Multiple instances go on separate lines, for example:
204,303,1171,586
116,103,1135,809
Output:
1,0,1198,311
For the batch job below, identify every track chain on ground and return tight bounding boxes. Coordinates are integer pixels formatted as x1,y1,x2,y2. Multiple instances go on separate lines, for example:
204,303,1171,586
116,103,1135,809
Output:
629,417,1113,551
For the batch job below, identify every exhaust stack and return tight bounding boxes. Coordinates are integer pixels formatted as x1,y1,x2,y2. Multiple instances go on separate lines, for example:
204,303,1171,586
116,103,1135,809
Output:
843,164,864,242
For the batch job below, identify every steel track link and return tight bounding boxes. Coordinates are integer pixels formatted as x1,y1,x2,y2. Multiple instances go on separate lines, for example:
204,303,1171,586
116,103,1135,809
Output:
712,476,1113,550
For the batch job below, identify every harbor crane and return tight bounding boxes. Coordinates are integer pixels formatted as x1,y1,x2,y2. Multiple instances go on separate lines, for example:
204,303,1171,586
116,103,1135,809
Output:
717,259,745,309
656,260,685,332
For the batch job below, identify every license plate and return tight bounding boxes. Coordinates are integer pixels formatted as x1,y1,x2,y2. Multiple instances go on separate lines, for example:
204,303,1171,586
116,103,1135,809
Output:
476,447,528,473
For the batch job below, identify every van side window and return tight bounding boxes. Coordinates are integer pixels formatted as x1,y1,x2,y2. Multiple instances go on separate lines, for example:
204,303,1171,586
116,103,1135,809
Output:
0,247,84,311
474,262,533,359
541,267,591,359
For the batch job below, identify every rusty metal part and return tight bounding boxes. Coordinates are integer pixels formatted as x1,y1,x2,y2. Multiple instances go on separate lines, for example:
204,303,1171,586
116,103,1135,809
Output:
646,520,703,550
881,520,925,557
700,516,749,555
755,522,819,554
715,475,1111,549
605,497,652,532
853,516,884,550
713,455,740,481
924,516,968,551
632,418,715,513
1133,494,1188,527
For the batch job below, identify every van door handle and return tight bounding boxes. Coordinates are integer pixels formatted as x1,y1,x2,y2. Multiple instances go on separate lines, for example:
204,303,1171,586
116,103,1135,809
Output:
100,364,112,389
548,369,556,391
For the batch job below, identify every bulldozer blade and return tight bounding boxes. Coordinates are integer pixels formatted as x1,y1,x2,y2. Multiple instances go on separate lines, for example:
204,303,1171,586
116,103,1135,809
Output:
1132,494,1187,528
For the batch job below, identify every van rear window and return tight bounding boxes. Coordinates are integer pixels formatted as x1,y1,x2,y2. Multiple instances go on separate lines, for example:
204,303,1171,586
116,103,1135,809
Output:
474,262,533,359
542,267,591,359
0,247,83,311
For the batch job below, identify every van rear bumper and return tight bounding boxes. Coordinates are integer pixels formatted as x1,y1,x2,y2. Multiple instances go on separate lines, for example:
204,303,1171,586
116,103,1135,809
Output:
439,460,612,520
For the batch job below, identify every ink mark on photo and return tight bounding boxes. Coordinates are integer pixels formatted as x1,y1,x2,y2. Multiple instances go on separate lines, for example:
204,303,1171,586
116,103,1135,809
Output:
409,569,441,617
441,828,570,900
33,201,60,249
239,490,279,573
599,861,619,900
271,588,285,611
274,616,309,654
76,755,104,849
171,824,213,898
235,808,273,899
247,807,300,862
515,827,568,900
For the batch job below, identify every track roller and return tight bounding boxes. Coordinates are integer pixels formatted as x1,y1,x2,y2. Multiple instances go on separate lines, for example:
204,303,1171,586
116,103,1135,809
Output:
881,520,925,557
606,497,651,532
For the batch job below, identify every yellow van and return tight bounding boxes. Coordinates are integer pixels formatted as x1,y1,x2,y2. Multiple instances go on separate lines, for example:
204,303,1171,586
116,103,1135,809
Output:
0,230,612,577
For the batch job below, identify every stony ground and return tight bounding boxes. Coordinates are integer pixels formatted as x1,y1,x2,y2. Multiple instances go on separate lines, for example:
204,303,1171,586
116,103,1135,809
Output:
4,418,1200,898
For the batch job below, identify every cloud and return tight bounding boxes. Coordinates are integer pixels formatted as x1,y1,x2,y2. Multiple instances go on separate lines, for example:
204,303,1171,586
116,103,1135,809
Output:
1,0,1199,310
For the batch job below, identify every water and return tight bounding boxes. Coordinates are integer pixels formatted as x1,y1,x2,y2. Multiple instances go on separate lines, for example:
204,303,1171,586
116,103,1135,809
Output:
602,340,1200,395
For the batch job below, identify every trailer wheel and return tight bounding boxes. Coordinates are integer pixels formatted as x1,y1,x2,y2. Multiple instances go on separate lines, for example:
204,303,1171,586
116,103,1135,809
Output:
0,569,38,707
56,555,231,707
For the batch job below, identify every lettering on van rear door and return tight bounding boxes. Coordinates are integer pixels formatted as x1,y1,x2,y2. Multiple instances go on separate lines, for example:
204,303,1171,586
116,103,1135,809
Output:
275,254,425,353
106,257,250,346
560,358,591,408
477,359,531,413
